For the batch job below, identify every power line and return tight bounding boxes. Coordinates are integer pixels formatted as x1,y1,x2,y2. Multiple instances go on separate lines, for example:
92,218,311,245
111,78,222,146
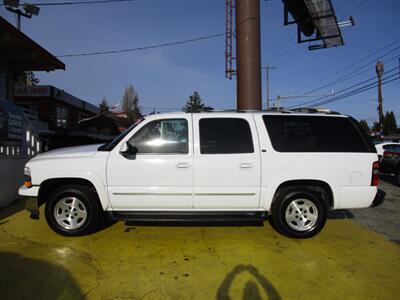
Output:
312,75,399,107
346,0,368,16
56,33,225,58
292,66,399,107
300,48,400,97
0,0,138,6
287,38,400,95
304,72,400,108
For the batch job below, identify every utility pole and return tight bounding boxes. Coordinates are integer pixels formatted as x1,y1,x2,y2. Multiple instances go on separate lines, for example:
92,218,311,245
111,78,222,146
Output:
375,61,384,129
264,65,276,110
236,0,262,111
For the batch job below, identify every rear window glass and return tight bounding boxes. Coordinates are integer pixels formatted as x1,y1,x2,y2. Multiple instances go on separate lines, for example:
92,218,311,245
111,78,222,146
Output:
262,115,373,153
200,118,254,154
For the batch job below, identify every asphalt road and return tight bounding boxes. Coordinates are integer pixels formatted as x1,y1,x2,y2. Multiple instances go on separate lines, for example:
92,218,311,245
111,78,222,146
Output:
351,176,400,244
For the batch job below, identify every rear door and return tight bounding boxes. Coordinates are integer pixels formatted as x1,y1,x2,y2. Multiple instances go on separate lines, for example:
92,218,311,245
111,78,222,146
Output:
192,114,261,209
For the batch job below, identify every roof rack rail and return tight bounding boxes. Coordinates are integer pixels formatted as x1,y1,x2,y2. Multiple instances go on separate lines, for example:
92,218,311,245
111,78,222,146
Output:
289,107,342,115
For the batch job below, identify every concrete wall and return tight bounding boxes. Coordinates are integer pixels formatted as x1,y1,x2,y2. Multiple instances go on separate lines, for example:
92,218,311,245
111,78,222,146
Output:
0,158,27,207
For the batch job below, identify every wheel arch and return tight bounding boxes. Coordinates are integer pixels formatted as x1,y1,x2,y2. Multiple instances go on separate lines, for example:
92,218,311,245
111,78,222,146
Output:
38,177,109,210
272,179,334,209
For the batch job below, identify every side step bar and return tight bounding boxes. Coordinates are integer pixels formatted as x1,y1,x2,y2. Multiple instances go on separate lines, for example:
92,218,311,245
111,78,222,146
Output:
108,211,267,223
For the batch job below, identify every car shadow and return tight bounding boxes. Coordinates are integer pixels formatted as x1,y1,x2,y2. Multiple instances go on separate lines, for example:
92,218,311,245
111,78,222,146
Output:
0,252,84,299
123,220,264,230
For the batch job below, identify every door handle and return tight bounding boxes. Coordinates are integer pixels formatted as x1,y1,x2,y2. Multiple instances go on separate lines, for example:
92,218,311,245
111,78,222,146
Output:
240,163,253,169
176,162,189,169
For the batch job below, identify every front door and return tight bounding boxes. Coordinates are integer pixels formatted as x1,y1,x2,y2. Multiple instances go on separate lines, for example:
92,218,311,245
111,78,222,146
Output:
192,114,261,209
107,116,193,210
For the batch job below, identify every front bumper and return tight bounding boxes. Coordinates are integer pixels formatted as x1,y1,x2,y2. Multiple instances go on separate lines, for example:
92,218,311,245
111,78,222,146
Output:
370,189,385,207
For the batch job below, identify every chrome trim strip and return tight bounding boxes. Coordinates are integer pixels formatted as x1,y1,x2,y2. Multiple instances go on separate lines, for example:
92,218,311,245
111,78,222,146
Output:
194,193,256,196
113,193,192,196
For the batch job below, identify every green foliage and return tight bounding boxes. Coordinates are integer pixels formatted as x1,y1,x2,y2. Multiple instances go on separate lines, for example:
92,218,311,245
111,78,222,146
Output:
99,98,110,113
359,120,370,134
382,111,397,134
121,85,142,122
182,91,213,112
17,71,39,85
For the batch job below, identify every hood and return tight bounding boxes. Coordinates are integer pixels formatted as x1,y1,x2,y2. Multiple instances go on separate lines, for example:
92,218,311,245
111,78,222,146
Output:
33,144,103,160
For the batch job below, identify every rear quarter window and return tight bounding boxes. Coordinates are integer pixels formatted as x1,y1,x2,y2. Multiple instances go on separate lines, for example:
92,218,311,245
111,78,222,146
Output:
262,115,375,153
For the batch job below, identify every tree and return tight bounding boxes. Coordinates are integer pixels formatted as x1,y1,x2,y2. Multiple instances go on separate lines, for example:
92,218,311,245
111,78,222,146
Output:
99,98,110,113
16,71,39,85
359,120,370,134
182,91,213,112
121,85,141,122
382,111,397,134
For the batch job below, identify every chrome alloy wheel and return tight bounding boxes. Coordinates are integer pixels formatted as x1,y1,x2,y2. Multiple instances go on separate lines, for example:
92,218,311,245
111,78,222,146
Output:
285,198,319,232
54,197,88,230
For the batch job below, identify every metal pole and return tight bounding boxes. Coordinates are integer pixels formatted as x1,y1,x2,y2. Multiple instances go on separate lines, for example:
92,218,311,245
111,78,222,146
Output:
266,65,270,110
235,0,262,111
376,61,384,129
265,65,276,110
17,12,21,30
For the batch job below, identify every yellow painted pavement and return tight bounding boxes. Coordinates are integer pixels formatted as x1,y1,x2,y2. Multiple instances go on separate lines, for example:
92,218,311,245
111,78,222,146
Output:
0,208,399,300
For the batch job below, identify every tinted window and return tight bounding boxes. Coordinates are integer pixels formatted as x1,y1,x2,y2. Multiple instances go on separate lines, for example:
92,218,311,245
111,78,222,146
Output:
383,144,399,150
200,118,254,154
129,119,188,154
263,115,372,153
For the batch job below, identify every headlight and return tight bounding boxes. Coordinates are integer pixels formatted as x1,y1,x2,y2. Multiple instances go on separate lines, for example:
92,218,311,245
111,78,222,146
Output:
24,167,32,188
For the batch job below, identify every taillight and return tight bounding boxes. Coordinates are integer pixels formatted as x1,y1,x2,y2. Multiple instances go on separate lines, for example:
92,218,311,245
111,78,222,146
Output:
371,161,380,186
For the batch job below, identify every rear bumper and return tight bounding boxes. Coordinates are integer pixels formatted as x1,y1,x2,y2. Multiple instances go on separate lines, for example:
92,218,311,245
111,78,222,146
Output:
370,189,385,207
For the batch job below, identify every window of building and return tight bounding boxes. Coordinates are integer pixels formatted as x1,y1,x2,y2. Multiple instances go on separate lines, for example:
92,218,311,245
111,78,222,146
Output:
199,118,254,154
128,119,188,154
0,72,9,100
263,115,373,153
56,106,69,128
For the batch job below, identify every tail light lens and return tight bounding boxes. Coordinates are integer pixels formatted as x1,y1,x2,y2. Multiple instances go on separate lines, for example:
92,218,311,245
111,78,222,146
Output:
371,161,380,186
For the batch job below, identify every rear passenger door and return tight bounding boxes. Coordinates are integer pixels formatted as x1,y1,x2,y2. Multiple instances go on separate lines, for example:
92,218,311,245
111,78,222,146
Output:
192,114,261,209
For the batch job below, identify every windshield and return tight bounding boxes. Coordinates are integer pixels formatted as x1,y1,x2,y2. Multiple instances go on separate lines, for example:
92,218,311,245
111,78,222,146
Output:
97,119,144,151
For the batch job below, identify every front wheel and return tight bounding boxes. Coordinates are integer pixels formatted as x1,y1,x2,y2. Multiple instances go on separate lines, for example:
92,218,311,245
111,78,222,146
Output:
270,188,329,238
45,184,103,236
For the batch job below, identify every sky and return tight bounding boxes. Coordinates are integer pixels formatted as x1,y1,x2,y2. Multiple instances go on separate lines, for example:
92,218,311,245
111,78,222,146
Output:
1,0,399,123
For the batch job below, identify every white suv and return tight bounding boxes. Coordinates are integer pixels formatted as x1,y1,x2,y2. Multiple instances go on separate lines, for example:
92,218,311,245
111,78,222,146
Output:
19,111,384,238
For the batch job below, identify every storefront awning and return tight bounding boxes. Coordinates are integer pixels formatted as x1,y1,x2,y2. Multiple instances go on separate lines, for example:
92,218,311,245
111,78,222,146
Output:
0,17,65,71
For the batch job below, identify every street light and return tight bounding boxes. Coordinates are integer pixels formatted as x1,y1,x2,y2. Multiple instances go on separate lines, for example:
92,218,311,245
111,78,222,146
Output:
3,0,40,30
4,0,19,8
24,3,40,16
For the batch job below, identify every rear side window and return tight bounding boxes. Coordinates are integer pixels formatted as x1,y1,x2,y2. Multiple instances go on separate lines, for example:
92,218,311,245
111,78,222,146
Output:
263,115,374,153
200,118,254,154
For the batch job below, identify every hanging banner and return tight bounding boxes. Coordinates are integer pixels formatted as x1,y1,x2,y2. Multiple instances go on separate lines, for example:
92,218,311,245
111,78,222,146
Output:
0,101,24,145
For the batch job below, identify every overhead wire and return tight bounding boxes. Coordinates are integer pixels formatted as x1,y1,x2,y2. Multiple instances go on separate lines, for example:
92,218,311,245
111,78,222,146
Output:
290,67,400,108
295,65,399,106
0,0,138,6
56,33,225,58
310,74,399,107
287,37,400,95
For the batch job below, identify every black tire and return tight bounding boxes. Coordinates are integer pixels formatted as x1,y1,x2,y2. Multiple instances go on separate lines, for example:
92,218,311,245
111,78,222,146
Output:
269,187,329,238
45,184,103,236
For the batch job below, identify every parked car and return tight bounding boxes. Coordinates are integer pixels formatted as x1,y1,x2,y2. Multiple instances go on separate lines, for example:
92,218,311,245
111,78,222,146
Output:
380,147,400,186
19,111,384,238
374,142,400,159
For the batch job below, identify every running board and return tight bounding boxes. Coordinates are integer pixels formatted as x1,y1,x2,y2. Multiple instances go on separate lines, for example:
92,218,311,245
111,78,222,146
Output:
108,211,267,223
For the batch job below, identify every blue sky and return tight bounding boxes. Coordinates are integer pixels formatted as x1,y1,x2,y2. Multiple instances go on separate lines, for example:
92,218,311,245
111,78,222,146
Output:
1,0,399,123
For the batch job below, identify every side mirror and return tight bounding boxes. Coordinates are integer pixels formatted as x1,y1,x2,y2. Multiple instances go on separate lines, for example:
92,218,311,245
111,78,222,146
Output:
119,142,137,156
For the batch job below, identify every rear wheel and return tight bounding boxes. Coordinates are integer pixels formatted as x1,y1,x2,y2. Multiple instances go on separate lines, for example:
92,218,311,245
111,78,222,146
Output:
270,187,328,238
45,184,103,236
